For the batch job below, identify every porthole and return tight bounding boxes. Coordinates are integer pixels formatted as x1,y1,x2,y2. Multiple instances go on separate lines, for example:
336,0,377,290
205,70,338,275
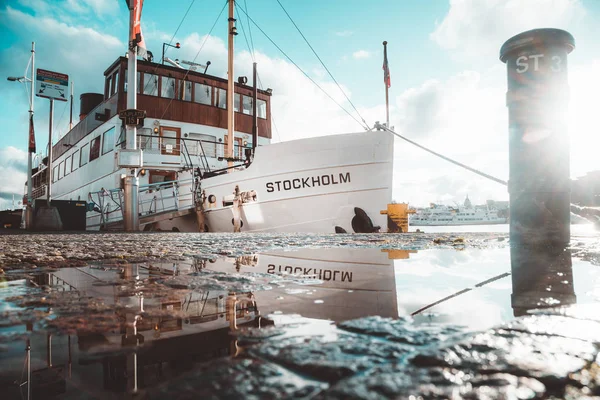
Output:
208,194,216,204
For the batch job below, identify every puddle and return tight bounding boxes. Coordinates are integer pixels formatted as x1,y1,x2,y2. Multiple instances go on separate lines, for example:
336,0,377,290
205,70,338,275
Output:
0,238,599,398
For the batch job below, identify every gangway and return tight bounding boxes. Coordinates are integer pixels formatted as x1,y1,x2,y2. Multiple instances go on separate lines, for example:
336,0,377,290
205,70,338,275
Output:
88,178,201,231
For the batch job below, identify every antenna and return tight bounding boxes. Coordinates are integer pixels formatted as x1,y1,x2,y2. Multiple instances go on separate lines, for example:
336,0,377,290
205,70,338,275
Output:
181,60,211,73
164,57,184,69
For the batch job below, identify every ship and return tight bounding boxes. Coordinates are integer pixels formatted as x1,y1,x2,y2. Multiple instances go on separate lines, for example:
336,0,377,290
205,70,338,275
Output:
27,1,393,233
410,195,508,226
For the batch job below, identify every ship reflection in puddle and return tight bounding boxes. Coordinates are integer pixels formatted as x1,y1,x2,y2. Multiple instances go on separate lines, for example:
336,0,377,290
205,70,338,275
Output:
0,245,598,397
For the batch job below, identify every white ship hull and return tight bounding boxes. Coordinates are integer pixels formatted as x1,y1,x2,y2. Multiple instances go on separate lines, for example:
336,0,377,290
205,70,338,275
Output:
154,130,394,233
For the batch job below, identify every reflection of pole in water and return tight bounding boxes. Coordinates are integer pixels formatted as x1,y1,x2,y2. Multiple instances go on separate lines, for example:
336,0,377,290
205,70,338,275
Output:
500,29,575,246
511,245,575,316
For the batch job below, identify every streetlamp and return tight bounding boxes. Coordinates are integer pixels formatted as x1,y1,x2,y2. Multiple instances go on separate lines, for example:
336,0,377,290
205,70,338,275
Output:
6,42,35,230
162,42,180,65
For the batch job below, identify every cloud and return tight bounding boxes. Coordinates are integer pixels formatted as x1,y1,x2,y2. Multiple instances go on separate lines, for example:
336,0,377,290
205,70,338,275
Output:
335,30,353,37
352,50,371,59
0,5,124,141
431,0,585,60
0,147,27,201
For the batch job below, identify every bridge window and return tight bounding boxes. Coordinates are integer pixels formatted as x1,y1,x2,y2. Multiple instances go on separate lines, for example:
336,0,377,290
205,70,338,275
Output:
194,83,212,105
52,166,58,183
89,136,101,162
142,73,159,96
161,76,176,99
257,99,267,119
105,75,112,99
215,88,226,109
234,93,240,112
80,143,89,167
179,80,192,101
102,127,115,155
112,71,119,95
58,161,64,180
242,95,253,115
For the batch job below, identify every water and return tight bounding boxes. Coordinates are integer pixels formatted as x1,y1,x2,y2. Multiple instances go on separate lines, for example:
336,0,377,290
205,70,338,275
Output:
0,230,599,398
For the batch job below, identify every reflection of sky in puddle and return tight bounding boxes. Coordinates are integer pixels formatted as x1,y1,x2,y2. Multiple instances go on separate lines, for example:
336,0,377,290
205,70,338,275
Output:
1,244,599,397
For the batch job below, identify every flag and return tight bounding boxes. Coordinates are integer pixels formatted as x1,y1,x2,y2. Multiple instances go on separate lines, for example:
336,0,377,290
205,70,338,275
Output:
28,114,36,153
383,42,391,88
129,0,147,57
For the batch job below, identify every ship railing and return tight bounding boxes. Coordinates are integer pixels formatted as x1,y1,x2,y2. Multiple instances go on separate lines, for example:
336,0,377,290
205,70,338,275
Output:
88,188,125,228
138,180,180,216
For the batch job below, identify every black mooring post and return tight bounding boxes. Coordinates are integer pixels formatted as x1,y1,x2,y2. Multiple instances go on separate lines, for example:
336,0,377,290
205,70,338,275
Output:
500,28,575,247
501,29,577,315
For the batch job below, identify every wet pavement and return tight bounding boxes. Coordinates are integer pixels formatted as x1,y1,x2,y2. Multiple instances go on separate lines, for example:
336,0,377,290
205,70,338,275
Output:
0,230,599,399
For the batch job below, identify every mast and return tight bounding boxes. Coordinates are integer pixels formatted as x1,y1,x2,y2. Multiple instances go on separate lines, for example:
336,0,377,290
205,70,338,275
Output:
252,62,257,154
383,41,390,128
26,42,35,229
227,0,236,171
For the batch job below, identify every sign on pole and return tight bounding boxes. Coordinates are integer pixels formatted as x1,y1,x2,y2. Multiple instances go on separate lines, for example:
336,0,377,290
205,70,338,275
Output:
36,69,68,102
119,109,146,126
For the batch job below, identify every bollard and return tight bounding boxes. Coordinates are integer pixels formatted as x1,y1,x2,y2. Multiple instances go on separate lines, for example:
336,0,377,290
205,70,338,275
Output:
500,28,575,246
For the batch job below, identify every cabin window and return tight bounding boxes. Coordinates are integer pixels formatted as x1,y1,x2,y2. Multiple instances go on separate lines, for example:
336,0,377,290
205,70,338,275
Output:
105,75,112,99
71,150,79,172
257,99,267,119
242,95,253,115
179,80,192,101
234,93,240,112
116,126,126,148
142,73,159,96
65,156,71,176
149,170,176,185
52,166,58,183
112,71,119,95
216,88,226,109
161,76,176,99
194,83,212,105
188,133,217,158
102,127,115,155
89,136,101,162
58,161,64,180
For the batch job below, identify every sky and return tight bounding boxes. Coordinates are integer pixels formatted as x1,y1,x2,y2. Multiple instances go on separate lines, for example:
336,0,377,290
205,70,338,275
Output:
1,0,599,210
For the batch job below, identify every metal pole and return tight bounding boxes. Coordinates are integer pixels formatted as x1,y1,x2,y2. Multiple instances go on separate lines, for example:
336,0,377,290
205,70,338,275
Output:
124,3,139,231
47,333,52,367
69,81,74,130
26,339,31,400
226,0,236,171
47,98,54,205
252,62,257,153
26,42,35,229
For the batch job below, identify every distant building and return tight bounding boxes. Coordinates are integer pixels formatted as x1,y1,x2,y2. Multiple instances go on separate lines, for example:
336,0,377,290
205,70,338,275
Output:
572,170,600,207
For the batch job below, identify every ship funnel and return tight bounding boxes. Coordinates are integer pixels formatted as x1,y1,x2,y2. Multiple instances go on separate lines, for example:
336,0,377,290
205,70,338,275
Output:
79,93,104,121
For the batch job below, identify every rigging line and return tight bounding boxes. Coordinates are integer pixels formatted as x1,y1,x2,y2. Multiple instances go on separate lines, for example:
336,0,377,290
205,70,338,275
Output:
243,0,256,59
411,272,511,316
275,0,369,129
142,0,201,94
234,2,254,62
54,100,69,138
235,6,369,130
378,125,508,186
159,0,228,119
164,0,197,61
